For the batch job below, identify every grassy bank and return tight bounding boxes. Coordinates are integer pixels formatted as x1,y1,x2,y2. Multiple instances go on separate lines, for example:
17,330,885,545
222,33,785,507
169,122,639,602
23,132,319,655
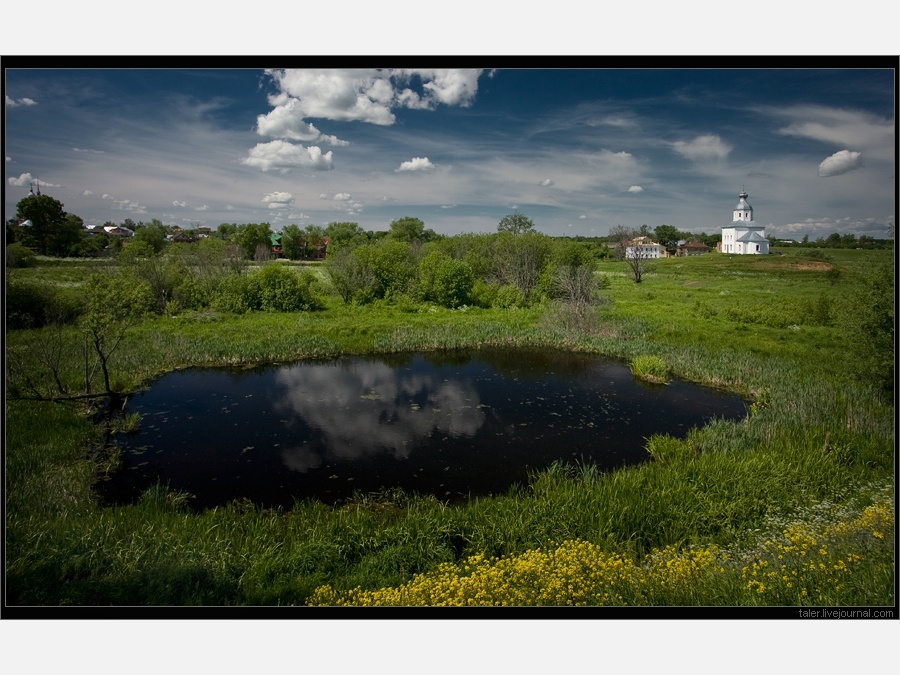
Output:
5,249,894,607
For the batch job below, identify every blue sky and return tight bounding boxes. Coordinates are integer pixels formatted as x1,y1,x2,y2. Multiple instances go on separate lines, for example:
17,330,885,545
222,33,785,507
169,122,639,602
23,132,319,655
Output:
5,65,896,240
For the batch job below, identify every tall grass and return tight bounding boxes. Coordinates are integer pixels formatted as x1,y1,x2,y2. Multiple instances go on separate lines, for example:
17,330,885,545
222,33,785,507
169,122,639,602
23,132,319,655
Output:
5,249,894,607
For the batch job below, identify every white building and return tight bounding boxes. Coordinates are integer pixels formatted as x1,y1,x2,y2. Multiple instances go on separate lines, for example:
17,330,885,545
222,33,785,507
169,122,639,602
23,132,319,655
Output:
721,190,768,255
625,236,664,259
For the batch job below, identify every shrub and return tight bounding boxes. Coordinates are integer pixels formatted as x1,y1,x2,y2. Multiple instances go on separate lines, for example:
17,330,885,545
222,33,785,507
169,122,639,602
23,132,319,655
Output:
245,264,322,312
6,242,38,268
5,280,82,329
418,251,475,308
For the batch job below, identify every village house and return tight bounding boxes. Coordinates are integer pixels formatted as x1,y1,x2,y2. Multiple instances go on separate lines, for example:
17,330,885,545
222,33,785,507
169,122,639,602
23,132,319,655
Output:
676,240,710,256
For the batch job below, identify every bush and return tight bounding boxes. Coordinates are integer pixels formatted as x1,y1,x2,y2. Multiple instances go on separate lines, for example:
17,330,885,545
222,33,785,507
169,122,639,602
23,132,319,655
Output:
212,265,322,313
5,280,82,329
418,252,474,308
6,242,38,268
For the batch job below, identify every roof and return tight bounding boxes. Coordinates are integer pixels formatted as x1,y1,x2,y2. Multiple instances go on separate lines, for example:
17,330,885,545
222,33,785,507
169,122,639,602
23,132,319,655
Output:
736,230,769,243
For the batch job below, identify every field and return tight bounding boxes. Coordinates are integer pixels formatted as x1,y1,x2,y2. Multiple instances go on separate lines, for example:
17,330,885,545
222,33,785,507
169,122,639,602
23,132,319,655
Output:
4,247,894,610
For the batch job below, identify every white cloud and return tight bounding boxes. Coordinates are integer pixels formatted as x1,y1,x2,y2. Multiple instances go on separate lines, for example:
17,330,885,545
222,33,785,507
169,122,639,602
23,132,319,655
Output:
173,200,188,207
73,147,105,154
319,193,352,201
194,205,209,211
773,105,894,161
671,134,732,160
242,140,334,172
396,157,435,172
6,96,37,107
82,190,94,196
261,191,294,204
539,178,555,186
627,185,644,193
818,150,863,177
7,172,33,186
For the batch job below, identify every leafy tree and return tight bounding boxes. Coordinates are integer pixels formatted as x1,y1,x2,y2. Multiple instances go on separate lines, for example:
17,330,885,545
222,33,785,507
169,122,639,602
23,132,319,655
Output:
654,224,683,255
325,221,369,253
498,212,535,235
326,248,378,304
80,271,153,395
15,194,85,257
357,239,418,299
280,224,305,260
304,224,327,257
235,223,272,260
389,217,426,243
133,221,168,254
493,231,551,302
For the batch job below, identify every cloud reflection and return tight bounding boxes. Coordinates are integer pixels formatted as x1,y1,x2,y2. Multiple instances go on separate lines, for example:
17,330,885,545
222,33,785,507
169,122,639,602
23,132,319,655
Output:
273,359,485,471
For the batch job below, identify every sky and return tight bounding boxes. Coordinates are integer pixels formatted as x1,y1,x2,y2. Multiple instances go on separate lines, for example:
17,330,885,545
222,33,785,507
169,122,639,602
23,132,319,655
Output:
4,65,896,242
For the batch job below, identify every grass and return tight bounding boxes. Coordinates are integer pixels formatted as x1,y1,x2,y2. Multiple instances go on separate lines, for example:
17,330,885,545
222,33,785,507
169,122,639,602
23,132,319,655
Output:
4,248,894,608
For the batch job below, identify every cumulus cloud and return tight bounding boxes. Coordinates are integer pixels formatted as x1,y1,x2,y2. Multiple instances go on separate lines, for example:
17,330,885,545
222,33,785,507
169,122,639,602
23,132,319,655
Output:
82,190,94,196
627,185,644,193
818,149,863,177
539,178,555,186
6,96,37,107
194,205,209,211
671,134,732,160
242,140,333,172
73,147,105,154
7,172,33,186
173,200,188,207
319,193,352,201
396,156,435,172
8,173,59,189
261,191,294,204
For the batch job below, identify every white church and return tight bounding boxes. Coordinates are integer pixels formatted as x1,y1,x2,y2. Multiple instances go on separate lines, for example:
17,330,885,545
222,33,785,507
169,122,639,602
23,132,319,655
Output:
720,190,769,255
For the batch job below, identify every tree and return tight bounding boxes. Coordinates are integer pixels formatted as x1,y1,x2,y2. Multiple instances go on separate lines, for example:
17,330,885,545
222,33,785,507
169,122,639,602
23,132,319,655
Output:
235,223,272,260
133,220,168,254
418,250,475,308
498,212,535,235
654,224,683,255
609,225,651,283
325,221,369,253
80,271,153,396
280,224,305,260
389,217,426,243
15,193,85,257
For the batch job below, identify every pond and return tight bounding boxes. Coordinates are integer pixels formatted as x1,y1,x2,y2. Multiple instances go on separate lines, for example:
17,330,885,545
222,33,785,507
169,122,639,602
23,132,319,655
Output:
98,349,748,510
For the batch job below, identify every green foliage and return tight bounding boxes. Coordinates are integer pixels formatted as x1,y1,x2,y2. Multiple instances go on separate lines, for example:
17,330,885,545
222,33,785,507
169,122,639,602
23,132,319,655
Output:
327,248,378,305
235,223,273,260
5,279,82,329
418,251,475,308
325,221,369,253
249,264,323,312
840,262,894,392
132,222,168,254
388,216,427,243
654,224,683,254
6,242,38,268
497,212,535,235
356,239,418,301
630,355,669,383
15,194,85,257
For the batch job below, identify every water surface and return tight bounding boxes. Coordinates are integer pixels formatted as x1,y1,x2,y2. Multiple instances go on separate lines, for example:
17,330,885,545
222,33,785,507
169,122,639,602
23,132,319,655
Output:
100,349,747,509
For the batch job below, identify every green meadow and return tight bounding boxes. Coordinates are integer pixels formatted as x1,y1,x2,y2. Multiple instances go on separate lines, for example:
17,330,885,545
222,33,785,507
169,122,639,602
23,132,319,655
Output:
5,248,894,607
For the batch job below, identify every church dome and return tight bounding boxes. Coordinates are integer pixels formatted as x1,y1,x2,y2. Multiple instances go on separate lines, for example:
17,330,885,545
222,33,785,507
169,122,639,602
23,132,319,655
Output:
734,190,752,211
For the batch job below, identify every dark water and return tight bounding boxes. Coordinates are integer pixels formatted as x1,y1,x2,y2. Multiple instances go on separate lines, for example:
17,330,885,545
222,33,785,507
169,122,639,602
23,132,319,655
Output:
98,349,747,510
